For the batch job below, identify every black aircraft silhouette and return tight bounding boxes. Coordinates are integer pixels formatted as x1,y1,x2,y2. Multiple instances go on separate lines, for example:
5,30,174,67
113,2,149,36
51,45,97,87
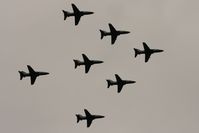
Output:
73,54,103,73
100,23,130,44
134,42,164,62
18,65,49,85
106,74,136,93
62,3,94,25
76,109,105,128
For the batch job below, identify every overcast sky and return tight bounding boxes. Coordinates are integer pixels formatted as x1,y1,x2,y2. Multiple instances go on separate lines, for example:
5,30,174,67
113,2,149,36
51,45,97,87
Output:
0,0,199,133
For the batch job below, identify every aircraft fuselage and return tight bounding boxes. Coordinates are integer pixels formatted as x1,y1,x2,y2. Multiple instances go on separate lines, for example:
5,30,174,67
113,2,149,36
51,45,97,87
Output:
138,49,164,55
22,71,49,77
76,60,103,66
104,30,130,36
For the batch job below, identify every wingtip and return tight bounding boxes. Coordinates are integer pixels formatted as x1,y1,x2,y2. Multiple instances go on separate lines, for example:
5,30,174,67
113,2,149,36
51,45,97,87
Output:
114,74,119,77
143,42,147,46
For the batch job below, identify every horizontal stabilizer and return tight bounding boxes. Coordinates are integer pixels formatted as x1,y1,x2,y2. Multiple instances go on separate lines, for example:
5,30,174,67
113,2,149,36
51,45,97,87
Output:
18,71,26,80
134,48,142,58
76,114,83,123
106,80,114,88
99,30,106,39
62,10,69,20
73,60,81,69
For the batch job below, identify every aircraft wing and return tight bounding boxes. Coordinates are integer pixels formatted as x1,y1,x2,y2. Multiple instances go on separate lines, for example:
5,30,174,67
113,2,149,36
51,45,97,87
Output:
85,64,91,73
27,65,35,73
84,109,93,127
72,4,80,13
117,84,123,93
82,54,91,73
111,34,117,44
86,119,93,127
115,74,122,82
145,53,151,62
30,75,37,85
72,4,81,25
84,109,91,116
109,23,117,44
115,74,123,93
143,42,151,62
27,65,37,85
143,42,150,51
109,23,116,33
74,15,81,25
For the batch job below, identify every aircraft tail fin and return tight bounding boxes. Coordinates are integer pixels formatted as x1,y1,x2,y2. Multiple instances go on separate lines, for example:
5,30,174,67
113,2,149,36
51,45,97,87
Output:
134,48,142,57
99,30,107,39
76,114,83,123
62,10,69,20
106,80,114,88
73,60,81,69
18,71,26,80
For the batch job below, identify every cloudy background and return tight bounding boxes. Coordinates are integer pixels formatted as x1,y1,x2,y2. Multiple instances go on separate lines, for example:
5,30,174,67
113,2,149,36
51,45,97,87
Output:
0,0,199,133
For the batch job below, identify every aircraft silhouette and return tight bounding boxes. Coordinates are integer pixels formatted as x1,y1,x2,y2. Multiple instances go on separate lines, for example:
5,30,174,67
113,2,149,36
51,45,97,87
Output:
100,23,130,44
18,65,49,85
134,42,164,62
73,54,103,73
76,109,105,128
106,74,136,93
62,3,94,25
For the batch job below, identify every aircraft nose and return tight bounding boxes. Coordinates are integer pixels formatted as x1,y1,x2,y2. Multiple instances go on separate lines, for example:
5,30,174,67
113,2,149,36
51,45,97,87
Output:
99,115,105,118
130,81,136,84
96,61,104,64
44,72,49,75
159,50,164,52
87,11,94,15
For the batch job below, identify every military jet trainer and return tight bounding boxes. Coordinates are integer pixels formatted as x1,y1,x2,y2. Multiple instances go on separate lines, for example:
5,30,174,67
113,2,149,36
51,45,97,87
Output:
106,74,136,93
100,23,130,44
62,3,94,25
18,65,49,85
73,54,103,73
134,42,164,62
76,109,105,128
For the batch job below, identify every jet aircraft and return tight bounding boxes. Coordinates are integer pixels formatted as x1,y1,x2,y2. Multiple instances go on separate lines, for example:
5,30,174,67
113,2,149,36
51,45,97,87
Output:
73,54,103,73
134,42,164,62
62,3,94,25
100,23,130,44
18,65,49,85
76,109,105,127
106,74,136,93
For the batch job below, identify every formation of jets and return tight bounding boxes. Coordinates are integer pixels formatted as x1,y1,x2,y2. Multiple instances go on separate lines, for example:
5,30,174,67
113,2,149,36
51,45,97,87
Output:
18,2,164,128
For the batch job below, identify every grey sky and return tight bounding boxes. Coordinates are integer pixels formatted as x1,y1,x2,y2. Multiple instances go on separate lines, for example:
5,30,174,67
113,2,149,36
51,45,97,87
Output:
0,0,199,133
